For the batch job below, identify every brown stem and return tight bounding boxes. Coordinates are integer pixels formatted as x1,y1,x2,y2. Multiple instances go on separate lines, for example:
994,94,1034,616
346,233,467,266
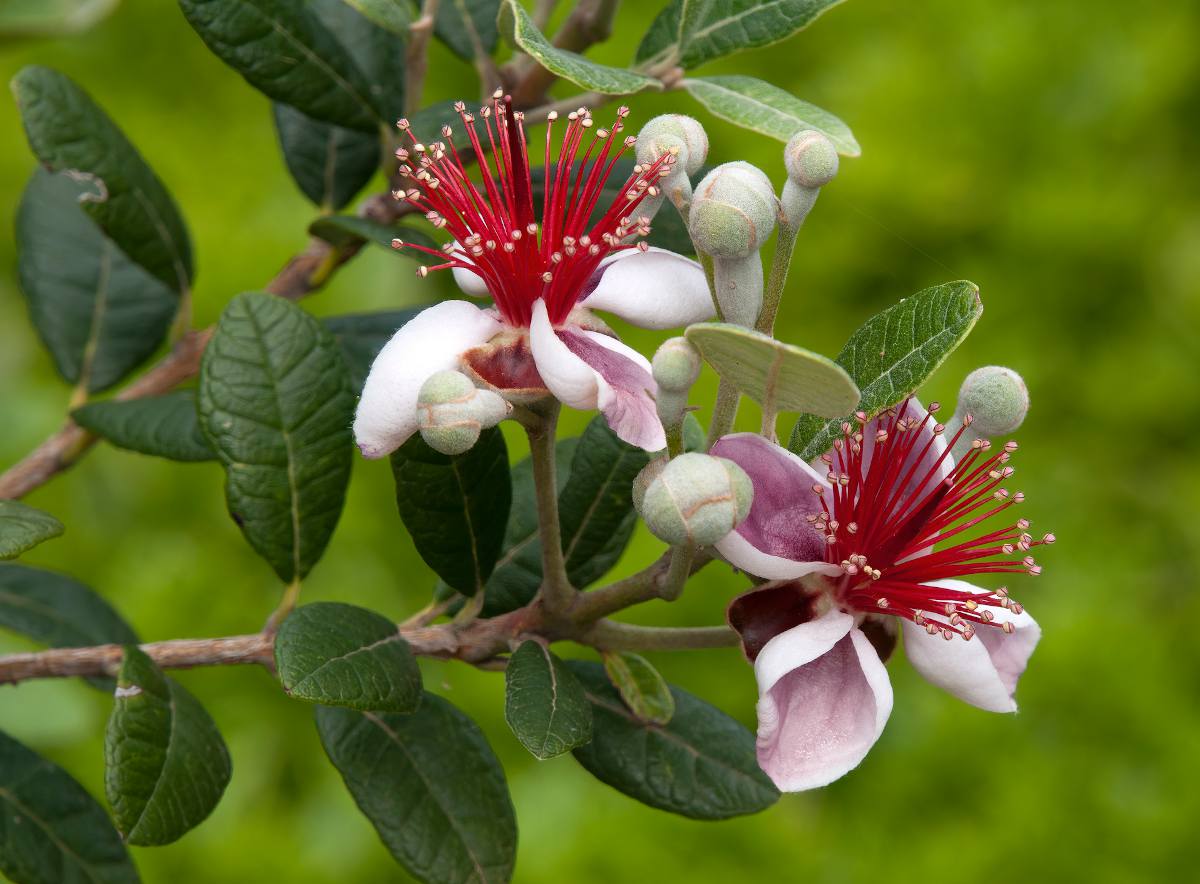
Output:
405,0,440,119
571,548,713,622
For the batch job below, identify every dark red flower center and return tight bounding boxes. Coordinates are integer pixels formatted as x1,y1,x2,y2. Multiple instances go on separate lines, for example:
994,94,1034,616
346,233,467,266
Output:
391,93,675,328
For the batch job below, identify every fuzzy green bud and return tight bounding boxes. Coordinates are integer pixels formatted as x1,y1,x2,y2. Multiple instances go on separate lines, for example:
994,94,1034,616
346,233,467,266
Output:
638,453,753,546
781,130,838,230
417,370,510,455
954,366,1029,437
652,337,702,435
632,456,668,513
636,114,708,175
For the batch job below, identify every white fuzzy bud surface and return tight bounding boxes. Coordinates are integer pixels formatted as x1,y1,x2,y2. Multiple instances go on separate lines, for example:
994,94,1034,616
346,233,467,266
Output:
417,370,510,455
689,162,778,259
638,453,753,546
955,366,1030,437
784,130,839,189
636,114,708,175
652,337,702,393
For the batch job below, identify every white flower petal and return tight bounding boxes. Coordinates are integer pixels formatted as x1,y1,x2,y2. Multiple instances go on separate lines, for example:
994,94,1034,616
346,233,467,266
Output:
582,247,714,330
901,578,1040,713
528,299,599,409
353,300,502,458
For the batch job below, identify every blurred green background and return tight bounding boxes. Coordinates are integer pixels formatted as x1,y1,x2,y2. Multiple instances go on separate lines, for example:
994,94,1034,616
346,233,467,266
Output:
2,0,1198,881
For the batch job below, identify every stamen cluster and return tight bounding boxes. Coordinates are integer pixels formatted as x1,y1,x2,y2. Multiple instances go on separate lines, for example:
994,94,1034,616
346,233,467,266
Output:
809,399,1055,640
391,91,677,327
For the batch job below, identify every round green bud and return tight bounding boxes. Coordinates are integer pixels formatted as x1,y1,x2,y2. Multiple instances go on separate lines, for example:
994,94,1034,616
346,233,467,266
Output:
639,453,753,546
652,337,702,393
955,366,1029,437
417,370,510,455
636,114,708,175
784,130,839,189
689,162,778,258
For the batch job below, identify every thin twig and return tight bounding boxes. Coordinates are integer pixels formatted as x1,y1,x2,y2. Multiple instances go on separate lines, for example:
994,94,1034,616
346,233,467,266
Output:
571,548,713,622
404,0,440,119
525,404,575,616
581,620,738,651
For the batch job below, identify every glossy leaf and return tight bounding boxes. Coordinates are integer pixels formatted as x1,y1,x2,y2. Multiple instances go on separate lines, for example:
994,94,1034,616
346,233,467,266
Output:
499,0,660,95
391,427,511,596
73,391,215,462
683,75,860,156
569,661,778,819
505,641,593,760
311,0,407,124
0,563,138,651
10,65,193,292
272,103,380,211
198,292,355,583
16,170,179,393
686,322,860,417
322,307,425,388
559,417,650,589
0,501,63,560
177,0,385,132
467,439,577,617
0,731,139,884
789,280,984,459
601,651,675,725
0,0,119,40
636,0,846,70
435,0,499,60
104,646,232,846
274,602,421,712
317,697,517,884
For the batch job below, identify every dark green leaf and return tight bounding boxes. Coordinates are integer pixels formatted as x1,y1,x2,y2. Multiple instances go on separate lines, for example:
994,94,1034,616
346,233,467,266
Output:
322,307,425,389
275,602,421,712
344,0,413,35
0,501,63,560
500,0,660,95
683,75,860,156
272,103,381,211
311,0,407,123
307,215,438,256
789,280,984,459
601,651,675,725
469,438,576,617
0,0,119,40
435,0,499,60
198,292,355,582
569,661,778,819
177,0,386,132
73,391,215,462
11,66,193,292
504,641,592,759
390,427,511,596
0,730,139,884
0,563,138,651
559,417,650,589
16,169,179,392
317,697,517,884
104,646,232,846
636,0,846,70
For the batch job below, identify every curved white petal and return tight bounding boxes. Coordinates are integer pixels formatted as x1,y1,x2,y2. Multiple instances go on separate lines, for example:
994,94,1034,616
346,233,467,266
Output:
901,579,1040,713
528,300,600,409
715,530,842,580
449,242,491,298
754,611,893,792
581,247,714,330
353,301,502,458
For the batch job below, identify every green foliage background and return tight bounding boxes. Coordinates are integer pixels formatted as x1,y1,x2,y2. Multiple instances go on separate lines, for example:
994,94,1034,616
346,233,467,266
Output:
1,0,1197,880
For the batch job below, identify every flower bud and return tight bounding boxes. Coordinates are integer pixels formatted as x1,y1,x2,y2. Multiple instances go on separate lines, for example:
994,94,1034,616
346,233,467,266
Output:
954,366,1030,437
632,456,668,513
417,370,510,455
636,114,708,175
652,337,702,434
781,130,838,230
638,453,753,546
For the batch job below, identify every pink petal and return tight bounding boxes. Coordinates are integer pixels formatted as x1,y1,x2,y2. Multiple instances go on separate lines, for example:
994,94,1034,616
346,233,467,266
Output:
900,578,1040,713
711,434,840,579
353,301,502,458
754,610,893,792
581,247,714,330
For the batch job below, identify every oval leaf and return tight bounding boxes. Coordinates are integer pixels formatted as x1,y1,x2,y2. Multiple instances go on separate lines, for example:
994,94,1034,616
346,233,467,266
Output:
435,0,499,60
683,75,860,156
16,169,180,392
500,0,660,95
390,427,511,596
505,641,592,760
178,0,386,132
0,563,138,651
104,646,232,846
686,322,859,418
199,292,355,583
636,0,846,70
789,280,983,460
0,501,63,560
275,602,421,712
316,697,517,884
0,731,139,884
73,391,215,463
11,66,193,292
568,660,778,819
272,103,381,211
601,651,675,725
